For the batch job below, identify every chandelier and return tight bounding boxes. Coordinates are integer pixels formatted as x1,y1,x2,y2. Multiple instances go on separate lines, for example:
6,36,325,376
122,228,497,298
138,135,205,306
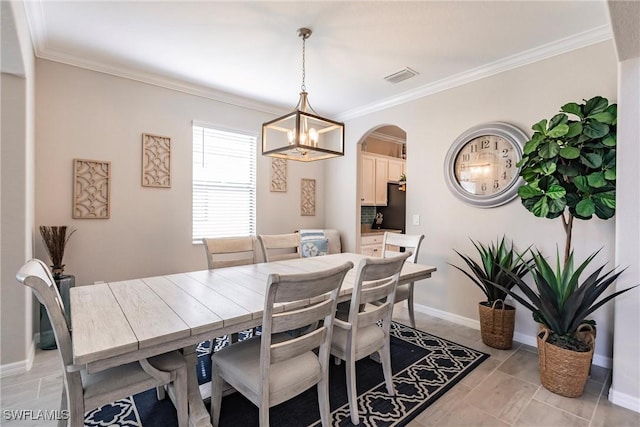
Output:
262,28,345,162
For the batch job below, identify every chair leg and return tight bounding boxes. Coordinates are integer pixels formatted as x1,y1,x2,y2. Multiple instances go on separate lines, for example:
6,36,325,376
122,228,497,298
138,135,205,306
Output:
156,385,166,400
317,376,331,427
210,361,224,427
174,366,188,427
407,283,416,328
258,399,269,427
381,339,395,396
346,359,359,425
57,385,67,427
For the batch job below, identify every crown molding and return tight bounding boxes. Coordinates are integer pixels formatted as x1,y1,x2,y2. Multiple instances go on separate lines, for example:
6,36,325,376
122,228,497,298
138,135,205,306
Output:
337,25,613,121
369,131,405,144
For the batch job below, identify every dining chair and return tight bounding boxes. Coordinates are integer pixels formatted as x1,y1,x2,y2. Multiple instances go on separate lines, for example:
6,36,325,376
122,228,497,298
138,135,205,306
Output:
381,232,425,328
210,261,354,427
202,236,257,269
331,252,411,425
258,232,301,262
16,259,188,427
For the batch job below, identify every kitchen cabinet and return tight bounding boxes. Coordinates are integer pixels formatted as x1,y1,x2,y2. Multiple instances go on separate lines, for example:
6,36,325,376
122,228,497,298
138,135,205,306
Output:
360,231,401,257
361,153,405,206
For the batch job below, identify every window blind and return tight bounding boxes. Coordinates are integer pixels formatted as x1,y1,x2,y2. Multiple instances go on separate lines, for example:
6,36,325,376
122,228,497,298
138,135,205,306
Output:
192,124,256,243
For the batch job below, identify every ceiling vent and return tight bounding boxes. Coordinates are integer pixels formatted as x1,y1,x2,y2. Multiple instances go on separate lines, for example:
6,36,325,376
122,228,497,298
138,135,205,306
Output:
384,67,419,84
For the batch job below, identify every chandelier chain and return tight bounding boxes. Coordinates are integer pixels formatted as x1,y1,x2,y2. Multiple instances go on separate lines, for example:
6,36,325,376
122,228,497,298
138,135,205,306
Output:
301,36,306,92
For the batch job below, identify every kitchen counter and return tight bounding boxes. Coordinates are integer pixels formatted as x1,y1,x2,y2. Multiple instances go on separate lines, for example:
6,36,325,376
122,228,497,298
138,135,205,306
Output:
361,228,402,236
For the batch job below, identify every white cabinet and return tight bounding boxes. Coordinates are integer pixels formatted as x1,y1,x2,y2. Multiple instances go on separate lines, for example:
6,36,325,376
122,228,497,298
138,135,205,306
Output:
360,153,405,206
360,232,401,257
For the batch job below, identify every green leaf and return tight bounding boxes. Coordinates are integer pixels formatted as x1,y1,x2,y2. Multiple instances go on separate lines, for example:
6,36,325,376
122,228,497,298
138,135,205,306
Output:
587,172,607,188
602,134,616,147
540,161,557,175
576,198,596,217
520,167,538,183
583,96,608,116
540,141,560,158
549,113,569,129
594,201,615,219
589,112,615,124
604,168,616,180
556,163,580,177
581,152,603,168
573,176,590,193
583,121,609,139
548,197,566,213
518,185,543,199
561,102,582,117
532,119,547,134
565,122,583,138
546,184,566,200
593,191,616,209
532,197,550,218
559,146,580,159
523,139,541,155
547,123,569,138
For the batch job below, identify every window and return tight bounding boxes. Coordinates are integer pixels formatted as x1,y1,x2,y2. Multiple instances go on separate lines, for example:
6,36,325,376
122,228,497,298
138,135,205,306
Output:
192,122,256,243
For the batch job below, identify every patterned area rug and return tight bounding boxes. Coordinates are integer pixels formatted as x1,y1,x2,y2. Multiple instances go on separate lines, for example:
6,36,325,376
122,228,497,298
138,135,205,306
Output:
85,322,488,427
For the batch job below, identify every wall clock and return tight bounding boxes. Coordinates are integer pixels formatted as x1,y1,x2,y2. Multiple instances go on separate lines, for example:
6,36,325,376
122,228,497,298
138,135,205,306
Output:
444,122,528,208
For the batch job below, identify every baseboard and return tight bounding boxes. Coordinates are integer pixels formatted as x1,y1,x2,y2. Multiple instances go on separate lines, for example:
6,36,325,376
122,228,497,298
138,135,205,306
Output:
608,388,640,413
0,336,37,378
413,303,612,368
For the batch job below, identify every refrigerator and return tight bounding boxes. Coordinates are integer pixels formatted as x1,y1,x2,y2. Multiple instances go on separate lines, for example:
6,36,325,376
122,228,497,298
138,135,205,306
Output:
377,183,406,232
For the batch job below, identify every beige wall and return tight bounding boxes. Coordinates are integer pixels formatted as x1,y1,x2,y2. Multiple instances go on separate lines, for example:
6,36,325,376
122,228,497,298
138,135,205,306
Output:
1,1,36,369
34,59,326,286
328,41,623,364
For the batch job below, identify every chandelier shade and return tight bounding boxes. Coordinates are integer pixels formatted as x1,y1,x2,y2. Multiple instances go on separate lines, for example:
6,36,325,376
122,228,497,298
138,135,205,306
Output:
261,28,345,162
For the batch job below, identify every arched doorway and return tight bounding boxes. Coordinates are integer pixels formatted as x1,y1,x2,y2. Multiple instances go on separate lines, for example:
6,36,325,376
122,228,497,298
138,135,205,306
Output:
356,125,407,255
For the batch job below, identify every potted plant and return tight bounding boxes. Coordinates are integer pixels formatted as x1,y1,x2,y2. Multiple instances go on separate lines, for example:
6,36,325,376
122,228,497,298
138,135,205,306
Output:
497,249,637,397
516,96,616,263
39,225,75,278
450,236,533,349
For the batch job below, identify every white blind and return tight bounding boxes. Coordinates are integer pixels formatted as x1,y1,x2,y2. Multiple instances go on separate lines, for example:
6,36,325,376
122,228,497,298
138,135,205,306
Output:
192,124,256,243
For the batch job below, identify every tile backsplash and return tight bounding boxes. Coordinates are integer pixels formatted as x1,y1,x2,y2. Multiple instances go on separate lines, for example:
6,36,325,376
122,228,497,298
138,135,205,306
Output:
361,206,377,225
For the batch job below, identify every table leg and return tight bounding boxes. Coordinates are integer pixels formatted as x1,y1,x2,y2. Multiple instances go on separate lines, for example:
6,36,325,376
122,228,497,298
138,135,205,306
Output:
183,345,212,427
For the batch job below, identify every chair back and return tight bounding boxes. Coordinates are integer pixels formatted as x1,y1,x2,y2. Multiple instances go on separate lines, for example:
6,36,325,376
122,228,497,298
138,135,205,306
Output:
348,252,411,331
15,259,81,392
258,233,301,262
202,236,257,269
259,261,353,382
382,233,424,263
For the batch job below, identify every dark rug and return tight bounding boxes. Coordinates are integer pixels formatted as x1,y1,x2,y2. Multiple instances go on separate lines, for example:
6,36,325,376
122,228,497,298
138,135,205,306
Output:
85,322,488,427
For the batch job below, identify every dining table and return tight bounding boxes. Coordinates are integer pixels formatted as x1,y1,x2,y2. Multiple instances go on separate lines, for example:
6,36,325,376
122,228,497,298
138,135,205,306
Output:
69,252,437,427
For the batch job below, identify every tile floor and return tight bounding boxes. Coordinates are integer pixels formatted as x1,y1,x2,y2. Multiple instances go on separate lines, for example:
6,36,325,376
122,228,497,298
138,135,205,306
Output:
1,307,638,426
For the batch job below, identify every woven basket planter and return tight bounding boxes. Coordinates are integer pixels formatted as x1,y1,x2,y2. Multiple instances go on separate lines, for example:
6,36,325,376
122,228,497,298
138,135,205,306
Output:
537,328,595,397
478,300,515,350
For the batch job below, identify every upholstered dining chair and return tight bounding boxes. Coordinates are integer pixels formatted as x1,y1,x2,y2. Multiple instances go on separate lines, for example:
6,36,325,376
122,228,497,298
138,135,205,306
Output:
331,252,411,425
210,261,354,427
258,232,301,262
381,232,425,328
16,259,188,427
202,236,257,269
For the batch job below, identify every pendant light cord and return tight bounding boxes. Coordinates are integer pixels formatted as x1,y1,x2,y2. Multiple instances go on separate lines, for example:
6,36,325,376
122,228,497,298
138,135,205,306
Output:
301,35,306,92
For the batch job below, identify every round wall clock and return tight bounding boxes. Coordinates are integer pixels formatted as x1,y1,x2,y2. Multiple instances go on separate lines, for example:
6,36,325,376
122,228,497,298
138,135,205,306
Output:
444,122,528,208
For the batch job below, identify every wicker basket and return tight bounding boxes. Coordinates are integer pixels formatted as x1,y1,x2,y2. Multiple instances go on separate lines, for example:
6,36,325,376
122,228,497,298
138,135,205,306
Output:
478,300,515,350
537,328,595,397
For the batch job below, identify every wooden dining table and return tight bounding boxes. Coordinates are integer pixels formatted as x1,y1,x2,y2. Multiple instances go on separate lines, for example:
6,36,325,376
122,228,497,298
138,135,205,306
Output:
70,252,437,427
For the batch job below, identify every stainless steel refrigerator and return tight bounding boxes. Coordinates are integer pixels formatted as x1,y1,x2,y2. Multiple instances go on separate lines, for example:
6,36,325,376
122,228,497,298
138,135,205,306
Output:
378,183,406,232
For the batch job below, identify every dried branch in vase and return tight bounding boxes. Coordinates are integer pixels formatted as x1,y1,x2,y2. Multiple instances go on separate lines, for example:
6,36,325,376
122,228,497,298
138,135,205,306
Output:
39,226,76,277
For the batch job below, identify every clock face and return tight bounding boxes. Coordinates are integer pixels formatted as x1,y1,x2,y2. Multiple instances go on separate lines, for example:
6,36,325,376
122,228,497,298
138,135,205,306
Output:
453,135,519,196
444,122,528,208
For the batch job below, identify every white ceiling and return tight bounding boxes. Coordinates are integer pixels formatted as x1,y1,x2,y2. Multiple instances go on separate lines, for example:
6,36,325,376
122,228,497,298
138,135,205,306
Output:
23,1,612,119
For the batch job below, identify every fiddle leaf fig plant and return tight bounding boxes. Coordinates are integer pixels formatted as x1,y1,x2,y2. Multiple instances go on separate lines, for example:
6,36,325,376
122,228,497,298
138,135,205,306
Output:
517,96,617,262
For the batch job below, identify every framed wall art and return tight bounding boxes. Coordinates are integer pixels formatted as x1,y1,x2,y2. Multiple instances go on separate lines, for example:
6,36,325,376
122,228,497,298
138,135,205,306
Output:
73,159,111,219
301,178,316,216
142,133,171,188
270,158,287,192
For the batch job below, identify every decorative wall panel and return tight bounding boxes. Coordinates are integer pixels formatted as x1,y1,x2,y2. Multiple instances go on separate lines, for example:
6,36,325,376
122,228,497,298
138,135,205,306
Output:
270,158,287,192
301,178,316,216
73,159,111,219
142,133,171,187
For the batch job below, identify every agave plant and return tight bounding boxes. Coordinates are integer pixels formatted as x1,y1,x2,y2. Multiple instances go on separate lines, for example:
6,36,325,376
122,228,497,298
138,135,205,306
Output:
450,236,534,305
497,249,637,348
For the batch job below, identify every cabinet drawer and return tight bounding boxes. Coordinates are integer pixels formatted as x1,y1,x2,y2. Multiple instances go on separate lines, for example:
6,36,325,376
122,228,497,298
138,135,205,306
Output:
361,235,384,246
361,245,382,258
